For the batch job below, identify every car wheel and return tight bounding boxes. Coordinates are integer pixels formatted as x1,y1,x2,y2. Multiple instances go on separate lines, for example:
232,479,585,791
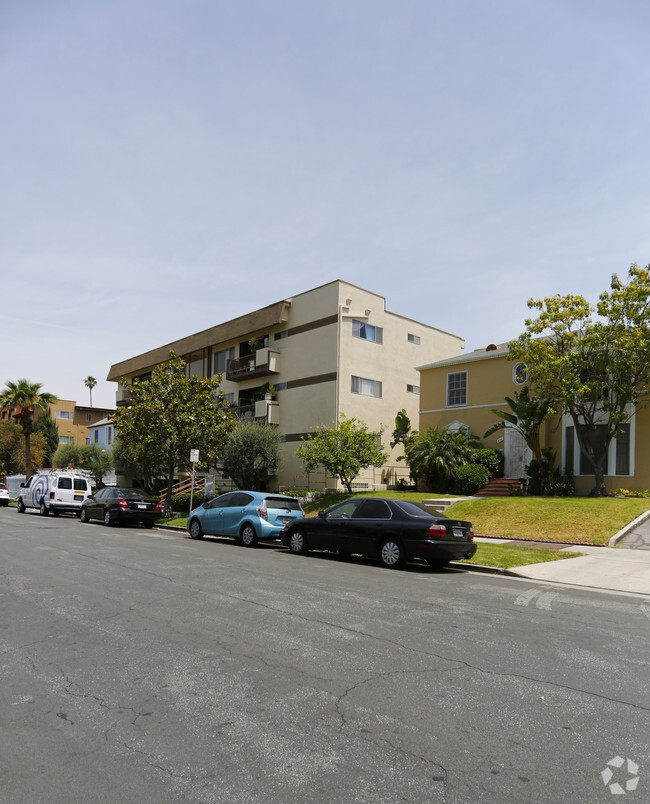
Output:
240,523,258,547
103,509,113,527
189,519,203,540
288,528,308,555
80,507,89,523
380,538,405,569
17,498,26,513
39,499,49,516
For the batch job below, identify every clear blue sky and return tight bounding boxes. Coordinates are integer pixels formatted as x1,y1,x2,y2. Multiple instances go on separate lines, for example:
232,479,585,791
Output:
2,0,649,409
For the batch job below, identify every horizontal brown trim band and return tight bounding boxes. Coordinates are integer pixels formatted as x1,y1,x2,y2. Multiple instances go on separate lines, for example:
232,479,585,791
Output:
286,372,337,390
282,432,315,442
285,314,338,337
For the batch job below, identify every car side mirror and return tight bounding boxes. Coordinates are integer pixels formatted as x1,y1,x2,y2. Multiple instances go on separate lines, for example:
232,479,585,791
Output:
318,510,326,519
202,502,209,509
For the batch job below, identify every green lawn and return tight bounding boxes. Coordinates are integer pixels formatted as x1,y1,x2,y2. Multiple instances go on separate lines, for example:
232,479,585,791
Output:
446,496,650,545
460,542,583,569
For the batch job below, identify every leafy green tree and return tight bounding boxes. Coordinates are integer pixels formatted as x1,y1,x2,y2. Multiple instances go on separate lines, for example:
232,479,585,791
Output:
296,415,388,493
112,352,235,511
0,419,46,476
33,408,59,467
404,426,479,492
84,376,97,406
222,421,282,490
0,379,58,479
509,264,650,496
112,437,167,495
53,443,113,489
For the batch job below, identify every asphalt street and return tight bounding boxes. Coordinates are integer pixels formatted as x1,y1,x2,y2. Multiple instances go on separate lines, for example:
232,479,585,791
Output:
1,508,648,803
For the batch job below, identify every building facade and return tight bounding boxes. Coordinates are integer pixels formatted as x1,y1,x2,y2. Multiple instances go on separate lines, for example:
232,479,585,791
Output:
49,401,116,447
107,280,464,491
418,342,647,495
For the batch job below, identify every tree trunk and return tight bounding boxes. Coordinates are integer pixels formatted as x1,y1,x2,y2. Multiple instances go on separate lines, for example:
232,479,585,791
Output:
24,431,32,479
164,464,175,518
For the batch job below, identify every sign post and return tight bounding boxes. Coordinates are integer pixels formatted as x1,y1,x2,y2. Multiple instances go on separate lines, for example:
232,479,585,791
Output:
189,449,200,514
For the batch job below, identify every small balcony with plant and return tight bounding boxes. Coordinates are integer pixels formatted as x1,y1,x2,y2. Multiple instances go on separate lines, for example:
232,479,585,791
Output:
226,336,281,382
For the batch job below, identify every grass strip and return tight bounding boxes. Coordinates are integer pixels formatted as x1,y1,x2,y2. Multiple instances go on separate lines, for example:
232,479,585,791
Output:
460,542,584,569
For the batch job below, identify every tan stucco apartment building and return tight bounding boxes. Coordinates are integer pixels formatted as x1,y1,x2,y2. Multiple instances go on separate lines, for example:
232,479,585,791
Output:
107,280,464,491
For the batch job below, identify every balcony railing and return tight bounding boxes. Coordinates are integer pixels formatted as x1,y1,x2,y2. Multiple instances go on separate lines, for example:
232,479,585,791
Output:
226,348,280,382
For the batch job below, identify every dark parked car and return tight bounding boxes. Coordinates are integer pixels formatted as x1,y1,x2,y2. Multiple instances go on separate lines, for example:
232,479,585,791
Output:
281,497,477,569
187,490,304,546
79,487,163,528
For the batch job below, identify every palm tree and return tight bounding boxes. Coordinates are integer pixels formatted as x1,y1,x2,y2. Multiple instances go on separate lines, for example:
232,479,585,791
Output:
84,376,97,407
0,379,58,479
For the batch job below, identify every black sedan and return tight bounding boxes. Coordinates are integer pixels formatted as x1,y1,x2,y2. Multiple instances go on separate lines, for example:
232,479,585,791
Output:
79,487,162,528
281,497,477,569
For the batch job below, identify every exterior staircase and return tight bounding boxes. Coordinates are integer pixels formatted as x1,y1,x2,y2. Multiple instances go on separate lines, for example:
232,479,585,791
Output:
475,478,522,497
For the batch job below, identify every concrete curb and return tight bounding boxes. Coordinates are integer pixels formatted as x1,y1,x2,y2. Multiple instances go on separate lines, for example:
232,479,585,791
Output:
608,508,650,547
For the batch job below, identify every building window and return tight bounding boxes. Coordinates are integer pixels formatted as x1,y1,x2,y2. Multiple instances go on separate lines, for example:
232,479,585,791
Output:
407,384,420,394
55,411,73,420
408,333,421,345
564,426,574,475
447,371,467,407
93,430,99,443
352,320,383,344
213,347,235,375
351,376,382,398
274,330,289,341
59,436,74,444
513,363,527,385
107,426,113,445
615,424,630,475
86,413,92,422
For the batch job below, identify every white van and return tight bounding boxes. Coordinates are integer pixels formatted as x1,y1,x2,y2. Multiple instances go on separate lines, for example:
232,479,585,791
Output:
17,470,93,516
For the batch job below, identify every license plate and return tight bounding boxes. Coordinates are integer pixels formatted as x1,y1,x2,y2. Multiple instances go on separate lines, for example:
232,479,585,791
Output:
74,495,84,501
137,504,147,509
452,528,464,539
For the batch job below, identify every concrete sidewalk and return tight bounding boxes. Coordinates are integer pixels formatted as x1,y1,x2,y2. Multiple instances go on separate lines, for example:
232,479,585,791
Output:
472,537,650,596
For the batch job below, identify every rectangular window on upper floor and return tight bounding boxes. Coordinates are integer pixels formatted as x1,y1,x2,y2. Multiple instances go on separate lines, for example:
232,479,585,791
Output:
352,319,383,344
55,411,73,420
351,376,382,398
408,333,421,344
447,371,467,407
407,384,420,394
213,347,235,375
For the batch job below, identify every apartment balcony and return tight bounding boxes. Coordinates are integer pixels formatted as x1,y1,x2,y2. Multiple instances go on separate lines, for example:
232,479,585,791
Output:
254,398,280,425
226,348,280,382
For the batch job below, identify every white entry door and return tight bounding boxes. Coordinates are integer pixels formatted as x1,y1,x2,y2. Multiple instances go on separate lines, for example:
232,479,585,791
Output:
504,427,532,477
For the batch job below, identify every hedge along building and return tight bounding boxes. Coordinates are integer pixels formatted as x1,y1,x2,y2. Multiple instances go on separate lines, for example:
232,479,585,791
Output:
107,280,464,492
417,342,645,496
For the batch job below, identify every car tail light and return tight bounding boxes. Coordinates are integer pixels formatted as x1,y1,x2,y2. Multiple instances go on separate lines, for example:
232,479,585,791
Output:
50,491,55,499
257,502,268,520
469,527,474,540
427,523,447,539
118,498,129,510
155,501,163,511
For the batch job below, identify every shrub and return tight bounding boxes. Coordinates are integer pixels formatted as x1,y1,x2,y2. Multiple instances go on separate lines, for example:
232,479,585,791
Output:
171,493,213,514
280,488,310,498
472,448,503,478
453,463,492,495
546,481,576,497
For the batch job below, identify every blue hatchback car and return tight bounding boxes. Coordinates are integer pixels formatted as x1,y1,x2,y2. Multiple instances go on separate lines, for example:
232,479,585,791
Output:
187,490,304,547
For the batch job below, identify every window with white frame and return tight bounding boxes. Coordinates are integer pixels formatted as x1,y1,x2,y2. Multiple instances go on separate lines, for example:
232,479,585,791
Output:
213,347,235,375
351,376,382,398
59,436,74,444
564,420,632,476
55,410,73,420
446,371,467,406
513,363,527,385
407,384,420,394
352,320,383,344
408,333,421,345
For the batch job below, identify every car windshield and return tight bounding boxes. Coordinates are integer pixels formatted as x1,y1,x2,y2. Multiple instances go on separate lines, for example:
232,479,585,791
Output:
265,496,301,511
117,488,153,501
393,500,447,519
